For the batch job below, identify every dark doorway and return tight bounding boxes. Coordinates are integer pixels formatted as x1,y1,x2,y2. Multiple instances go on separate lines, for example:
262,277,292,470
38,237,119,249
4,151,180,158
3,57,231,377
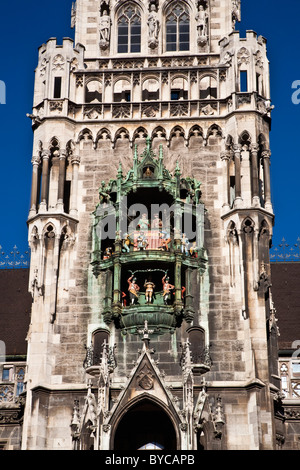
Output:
113,400,177,450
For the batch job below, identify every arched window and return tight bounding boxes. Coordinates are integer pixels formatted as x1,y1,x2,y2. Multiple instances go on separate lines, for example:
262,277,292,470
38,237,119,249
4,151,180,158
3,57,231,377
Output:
92,329,110,365
200,76,217,99
166,2,190,52
171,77,188,100
142,79,160,101
117,3,141,53
114,79,131,102
85,80,103,103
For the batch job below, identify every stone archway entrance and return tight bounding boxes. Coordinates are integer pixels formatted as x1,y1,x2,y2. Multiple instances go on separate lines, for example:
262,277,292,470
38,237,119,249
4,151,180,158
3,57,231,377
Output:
113,399,177,451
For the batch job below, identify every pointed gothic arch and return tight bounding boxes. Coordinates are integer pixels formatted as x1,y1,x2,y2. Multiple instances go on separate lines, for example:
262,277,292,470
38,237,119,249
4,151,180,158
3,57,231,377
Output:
77,128,94,145
111,396,179,451
239,130,252,149
206,123,222,140
188,124,204,147
113,127,131,148
95,128,112,148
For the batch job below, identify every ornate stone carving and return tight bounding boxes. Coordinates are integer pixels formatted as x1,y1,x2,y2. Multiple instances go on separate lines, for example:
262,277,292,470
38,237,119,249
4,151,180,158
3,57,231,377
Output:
133,73,140,86
196,5,209,46
52,54,65,71
112,104,130,119
0,385,14,403
71,2,76,29
70,57,79,72
170,103,188,117
255,50,264,69
161,72,169,84
76,74,84,88
219,69,227,82
190,71,197,83
49,101,63,114
142,104,159,117
237,93,251,106
99,10,111,50
237,47,250,66
232,0,241,27
200,103,216,116
31,268,44,299
84,106,102,119
136,364,155,390
257,98,274,115
148,4,160,49
223,51,233,67
40,58,48,77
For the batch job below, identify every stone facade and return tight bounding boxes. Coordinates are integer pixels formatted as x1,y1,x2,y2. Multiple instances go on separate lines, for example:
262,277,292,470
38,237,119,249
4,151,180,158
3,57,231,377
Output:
1,0,296,451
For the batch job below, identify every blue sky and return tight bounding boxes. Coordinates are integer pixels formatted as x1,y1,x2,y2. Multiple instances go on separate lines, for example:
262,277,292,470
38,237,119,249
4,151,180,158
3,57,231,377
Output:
0,0,299,256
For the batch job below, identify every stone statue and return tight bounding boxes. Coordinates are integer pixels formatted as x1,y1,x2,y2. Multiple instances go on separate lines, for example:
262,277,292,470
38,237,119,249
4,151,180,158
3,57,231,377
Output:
196,5,208,39
148,4,160,48
148,5,159,39
100,10,111,46
232,0,241,23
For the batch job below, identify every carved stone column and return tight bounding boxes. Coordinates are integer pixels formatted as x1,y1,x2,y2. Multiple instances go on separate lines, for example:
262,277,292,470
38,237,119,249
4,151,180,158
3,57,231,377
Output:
39,150,50,212
69,155,80,218
250,144,260,206
233,144,242,207
29,155,41,216
57,150,67,212
221,151,231,209
262,150,272,210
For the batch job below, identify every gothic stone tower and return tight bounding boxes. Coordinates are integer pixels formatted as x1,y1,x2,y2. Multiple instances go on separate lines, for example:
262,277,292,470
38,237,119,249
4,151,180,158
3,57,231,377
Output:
22,0,282,450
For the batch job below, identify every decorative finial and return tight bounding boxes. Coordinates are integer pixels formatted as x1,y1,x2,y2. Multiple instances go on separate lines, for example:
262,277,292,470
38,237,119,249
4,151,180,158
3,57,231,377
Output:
138,320,154,351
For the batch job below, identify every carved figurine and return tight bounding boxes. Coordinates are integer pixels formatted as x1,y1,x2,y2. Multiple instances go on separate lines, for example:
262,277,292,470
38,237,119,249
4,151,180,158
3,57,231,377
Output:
137,232,148,250
196,5,208,38
189,241,198,258
99,181,110,206
159,235,171,251
151,213,162,229
122,291,127,307
181,233,189,256
181,286,186,300
162,275,175,305
103,246,113,260
122,233,134,252
137,213,150,231
128,275,140,305
147,4,160,48
100,10,111,42
144,278,155,304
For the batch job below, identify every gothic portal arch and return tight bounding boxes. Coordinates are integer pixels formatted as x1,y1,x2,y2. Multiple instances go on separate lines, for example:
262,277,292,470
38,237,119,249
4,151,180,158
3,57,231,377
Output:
112,397,178,451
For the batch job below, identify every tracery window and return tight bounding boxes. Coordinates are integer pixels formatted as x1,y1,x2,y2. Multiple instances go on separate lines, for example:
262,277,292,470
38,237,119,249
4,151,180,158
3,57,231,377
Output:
166,2,190,52
117,3,141,53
